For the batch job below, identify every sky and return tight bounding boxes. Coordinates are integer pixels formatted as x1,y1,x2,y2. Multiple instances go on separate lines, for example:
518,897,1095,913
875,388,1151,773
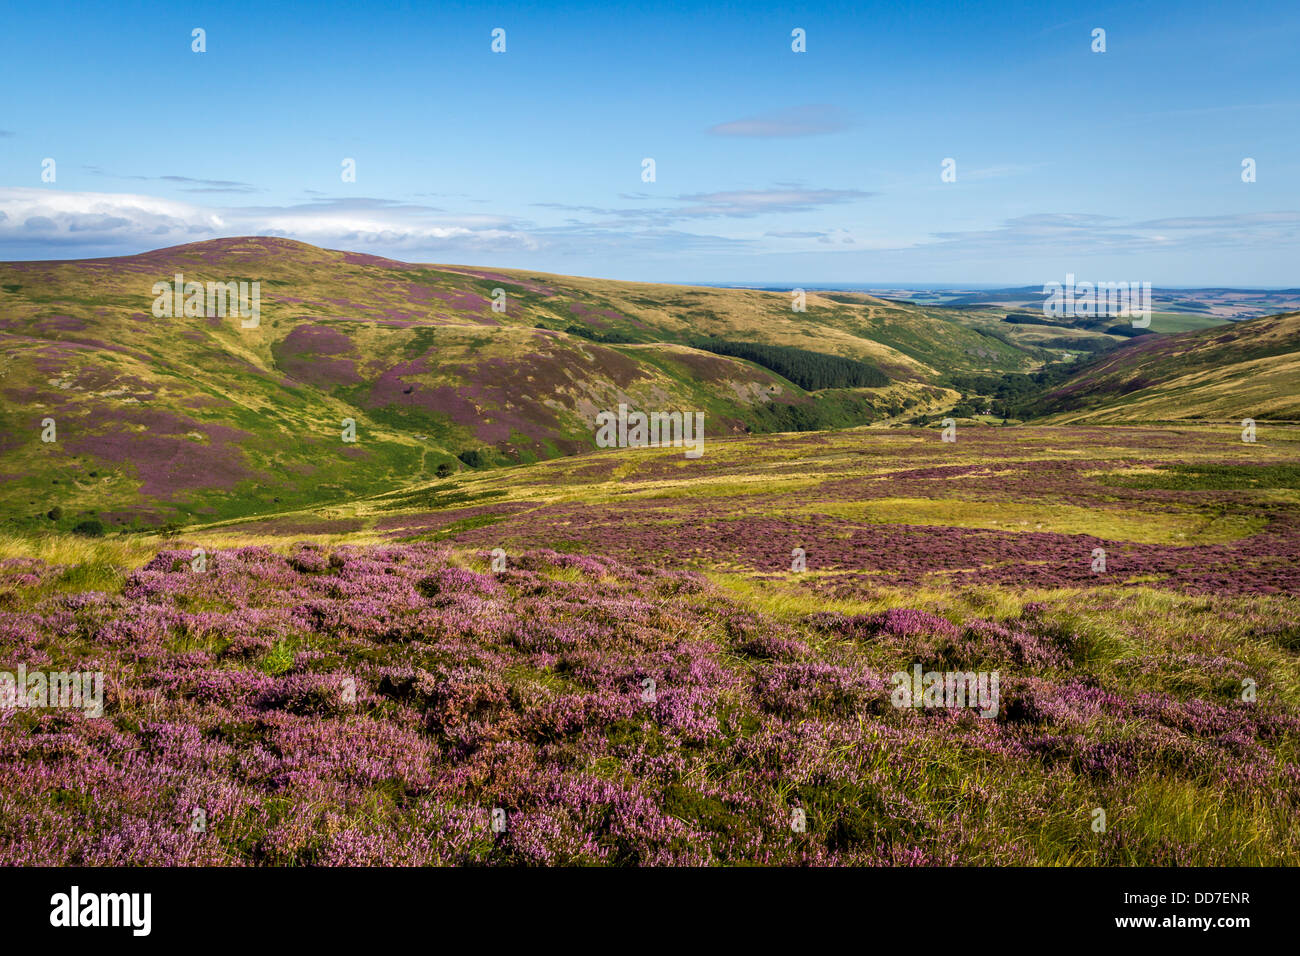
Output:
1,0,1298,285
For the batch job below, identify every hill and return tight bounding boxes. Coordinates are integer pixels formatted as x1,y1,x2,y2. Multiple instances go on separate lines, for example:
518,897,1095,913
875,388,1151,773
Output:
0,237,1045,529
1027,310,1300,423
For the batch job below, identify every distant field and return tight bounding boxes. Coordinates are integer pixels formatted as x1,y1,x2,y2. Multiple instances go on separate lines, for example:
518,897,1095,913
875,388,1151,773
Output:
1142,312,1236,333
845,286,1300,324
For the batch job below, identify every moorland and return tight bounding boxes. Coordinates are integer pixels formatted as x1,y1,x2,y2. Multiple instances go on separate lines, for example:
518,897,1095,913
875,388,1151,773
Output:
1,238,1297,865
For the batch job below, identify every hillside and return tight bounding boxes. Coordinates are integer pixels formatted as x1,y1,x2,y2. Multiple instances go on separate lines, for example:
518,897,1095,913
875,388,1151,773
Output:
0,237,1044,529
1029,310,1300,423
5,423,1299,866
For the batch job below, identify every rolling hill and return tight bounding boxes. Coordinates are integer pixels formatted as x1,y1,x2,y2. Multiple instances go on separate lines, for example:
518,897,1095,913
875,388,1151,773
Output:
1029,309,1300,423
0,237,1047,530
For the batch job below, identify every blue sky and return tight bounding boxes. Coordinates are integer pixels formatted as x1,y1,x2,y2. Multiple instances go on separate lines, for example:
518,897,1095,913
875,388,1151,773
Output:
1,0,1297,284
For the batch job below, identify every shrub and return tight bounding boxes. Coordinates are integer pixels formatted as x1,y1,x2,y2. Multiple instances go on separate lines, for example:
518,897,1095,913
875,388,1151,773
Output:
564,324,635,344
71,519,105,538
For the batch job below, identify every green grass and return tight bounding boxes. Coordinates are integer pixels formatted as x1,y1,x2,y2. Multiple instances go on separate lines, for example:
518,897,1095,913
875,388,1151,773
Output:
1098,463,1300,490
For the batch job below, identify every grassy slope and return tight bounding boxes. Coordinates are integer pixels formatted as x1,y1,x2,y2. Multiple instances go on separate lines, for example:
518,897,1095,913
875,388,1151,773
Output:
0,237,1035,530
1031,310,1300,423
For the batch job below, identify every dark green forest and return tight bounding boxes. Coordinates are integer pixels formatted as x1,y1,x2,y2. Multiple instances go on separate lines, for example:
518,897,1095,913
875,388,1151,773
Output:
690,339,890,389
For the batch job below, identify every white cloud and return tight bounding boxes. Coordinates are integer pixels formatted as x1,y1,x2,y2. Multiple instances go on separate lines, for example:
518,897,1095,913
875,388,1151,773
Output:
0,189,540,256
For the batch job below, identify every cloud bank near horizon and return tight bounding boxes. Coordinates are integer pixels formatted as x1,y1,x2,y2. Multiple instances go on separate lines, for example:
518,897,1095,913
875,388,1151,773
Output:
2,187,1298,286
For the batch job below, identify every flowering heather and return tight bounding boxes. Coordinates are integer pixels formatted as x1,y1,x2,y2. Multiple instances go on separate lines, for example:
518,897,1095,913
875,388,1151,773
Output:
1,542,1297,866
408,427,1300,598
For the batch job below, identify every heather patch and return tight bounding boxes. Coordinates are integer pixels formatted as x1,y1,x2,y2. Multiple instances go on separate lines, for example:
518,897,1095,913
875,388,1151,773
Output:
1,542,1296,865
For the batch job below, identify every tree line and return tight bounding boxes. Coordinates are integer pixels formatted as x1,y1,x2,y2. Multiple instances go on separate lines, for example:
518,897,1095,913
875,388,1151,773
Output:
690,339,889,390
